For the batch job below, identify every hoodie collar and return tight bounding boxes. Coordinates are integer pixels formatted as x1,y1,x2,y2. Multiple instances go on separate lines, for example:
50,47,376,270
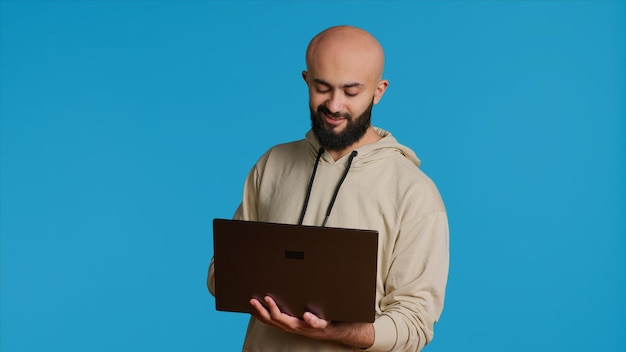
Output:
304,126,421,168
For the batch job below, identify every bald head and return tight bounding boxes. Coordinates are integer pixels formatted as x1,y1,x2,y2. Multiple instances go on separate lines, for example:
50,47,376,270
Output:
302,26,389,157
305,26,385,82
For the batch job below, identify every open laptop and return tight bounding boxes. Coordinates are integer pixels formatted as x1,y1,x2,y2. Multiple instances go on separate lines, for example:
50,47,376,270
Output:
212,218,379,323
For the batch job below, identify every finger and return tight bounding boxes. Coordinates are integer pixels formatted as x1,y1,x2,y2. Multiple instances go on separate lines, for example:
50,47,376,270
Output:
303,312,329,329
250,298,271,322
264,296,283,319
263,296,304,330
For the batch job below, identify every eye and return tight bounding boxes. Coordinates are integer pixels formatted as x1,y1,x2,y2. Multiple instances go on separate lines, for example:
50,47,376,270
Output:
315,85,330,93
345,89,359,97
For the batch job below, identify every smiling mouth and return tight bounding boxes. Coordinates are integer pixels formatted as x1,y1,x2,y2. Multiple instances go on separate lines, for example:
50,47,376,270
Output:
321,108,346,119
322,112,347,127
317,106,350,125
325,113,343,120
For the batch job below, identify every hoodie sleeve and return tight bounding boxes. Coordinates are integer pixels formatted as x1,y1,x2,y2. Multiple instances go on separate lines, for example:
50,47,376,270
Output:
366,211,450,352
207,162,262,296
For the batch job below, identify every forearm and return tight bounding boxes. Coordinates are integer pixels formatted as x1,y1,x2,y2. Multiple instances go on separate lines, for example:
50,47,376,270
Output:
325,321,374,349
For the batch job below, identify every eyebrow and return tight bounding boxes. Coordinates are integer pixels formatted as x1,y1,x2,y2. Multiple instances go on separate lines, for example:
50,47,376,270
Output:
313,78,364,89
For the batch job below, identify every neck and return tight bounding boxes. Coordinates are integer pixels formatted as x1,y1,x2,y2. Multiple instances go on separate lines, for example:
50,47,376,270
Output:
327,126,381,161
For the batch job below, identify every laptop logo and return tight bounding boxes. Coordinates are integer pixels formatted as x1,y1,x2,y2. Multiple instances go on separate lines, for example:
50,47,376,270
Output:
285,250,304,260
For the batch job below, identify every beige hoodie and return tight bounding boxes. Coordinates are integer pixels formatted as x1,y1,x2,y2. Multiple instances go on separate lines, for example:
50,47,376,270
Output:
208,128,449,352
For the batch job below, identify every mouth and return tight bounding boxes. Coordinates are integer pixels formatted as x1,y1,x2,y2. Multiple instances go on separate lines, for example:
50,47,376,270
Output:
323,112,345,126
325,111,343,120
318,108,348,126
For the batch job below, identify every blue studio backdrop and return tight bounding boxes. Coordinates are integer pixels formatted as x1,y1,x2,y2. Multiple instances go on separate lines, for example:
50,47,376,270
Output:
1,1,624,351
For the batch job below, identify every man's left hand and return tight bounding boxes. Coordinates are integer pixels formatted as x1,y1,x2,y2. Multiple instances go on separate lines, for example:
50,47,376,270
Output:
249,296,330,339
249,295,375,349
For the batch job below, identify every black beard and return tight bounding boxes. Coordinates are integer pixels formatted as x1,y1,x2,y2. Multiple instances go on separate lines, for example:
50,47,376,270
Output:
310,100,374,152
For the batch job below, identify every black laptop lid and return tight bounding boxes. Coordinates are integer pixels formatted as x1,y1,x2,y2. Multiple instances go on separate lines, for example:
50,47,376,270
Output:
212,219,379,323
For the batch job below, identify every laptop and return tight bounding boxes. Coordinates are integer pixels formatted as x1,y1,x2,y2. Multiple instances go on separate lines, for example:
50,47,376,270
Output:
212,218,379,323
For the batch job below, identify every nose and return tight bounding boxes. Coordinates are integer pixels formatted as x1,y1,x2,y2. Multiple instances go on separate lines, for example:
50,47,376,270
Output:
325,92,344,114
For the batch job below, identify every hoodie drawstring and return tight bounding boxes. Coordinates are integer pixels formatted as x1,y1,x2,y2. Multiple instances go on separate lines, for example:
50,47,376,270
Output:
298,147,325,225
298,148,358,227
322,150,358,227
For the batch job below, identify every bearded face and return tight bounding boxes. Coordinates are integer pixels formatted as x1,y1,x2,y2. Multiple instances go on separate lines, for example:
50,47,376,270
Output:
310,99,374,152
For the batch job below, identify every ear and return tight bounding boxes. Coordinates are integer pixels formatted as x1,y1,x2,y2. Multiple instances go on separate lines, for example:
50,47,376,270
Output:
373,79,389,105
302,71,309,84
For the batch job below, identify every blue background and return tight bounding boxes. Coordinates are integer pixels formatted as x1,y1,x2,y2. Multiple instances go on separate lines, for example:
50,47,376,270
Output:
1,1,624,351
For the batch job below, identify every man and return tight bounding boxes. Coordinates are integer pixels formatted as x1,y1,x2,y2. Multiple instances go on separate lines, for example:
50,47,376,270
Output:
208,25,449,352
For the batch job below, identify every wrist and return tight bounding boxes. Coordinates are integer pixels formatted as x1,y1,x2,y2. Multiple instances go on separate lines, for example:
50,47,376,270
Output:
328,322,374,349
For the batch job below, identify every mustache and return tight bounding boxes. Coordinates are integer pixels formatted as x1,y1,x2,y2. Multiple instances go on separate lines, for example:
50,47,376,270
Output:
317,105,351,120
